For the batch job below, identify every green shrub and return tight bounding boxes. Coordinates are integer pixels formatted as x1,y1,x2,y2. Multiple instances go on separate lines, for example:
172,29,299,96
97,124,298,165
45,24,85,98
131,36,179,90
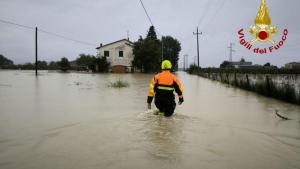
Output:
108,80,129,88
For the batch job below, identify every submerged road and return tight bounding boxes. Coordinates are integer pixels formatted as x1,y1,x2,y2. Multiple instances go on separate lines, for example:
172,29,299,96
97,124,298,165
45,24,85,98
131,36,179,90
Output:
0,70,299,169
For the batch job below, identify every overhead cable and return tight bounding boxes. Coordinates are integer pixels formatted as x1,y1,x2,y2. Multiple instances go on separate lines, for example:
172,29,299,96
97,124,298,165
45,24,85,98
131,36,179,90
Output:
0,18,96,47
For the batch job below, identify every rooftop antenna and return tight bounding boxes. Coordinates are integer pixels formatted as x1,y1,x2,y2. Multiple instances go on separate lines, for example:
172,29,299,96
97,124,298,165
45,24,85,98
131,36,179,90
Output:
127,30,129,40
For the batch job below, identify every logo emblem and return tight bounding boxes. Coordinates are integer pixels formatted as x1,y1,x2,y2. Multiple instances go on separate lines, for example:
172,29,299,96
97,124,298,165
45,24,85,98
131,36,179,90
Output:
237,0,288,54
249,0,277,44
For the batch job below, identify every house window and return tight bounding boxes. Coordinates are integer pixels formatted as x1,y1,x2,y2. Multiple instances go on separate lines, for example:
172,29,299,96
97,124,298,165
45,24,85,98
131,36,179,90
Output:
104,51,109,57
119,51,123,57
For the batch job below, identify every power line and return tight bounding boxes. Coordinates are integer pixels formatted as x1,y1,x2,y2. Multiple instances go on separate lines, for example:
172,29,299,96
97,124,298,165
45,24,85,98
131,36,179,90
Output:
197,0,214,28
0,18,34,30
182,1,212,46
0,18,96,47
139,0,154,26
191,0,226,68
202,0,227,31
39,29,95,46
138,0,165,61
137,0,160,34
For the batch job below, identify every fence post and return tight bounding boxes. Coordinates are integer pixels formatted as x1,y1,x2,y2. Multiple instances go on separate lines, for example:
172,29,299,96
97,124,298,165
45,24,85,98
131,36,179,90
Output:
266,75,271,96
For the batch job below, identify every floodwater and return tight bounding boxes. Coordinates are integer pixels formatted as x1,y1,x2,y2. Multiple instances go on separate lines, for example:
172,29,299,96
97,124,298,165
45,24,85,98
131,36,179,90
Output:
0,70,300,169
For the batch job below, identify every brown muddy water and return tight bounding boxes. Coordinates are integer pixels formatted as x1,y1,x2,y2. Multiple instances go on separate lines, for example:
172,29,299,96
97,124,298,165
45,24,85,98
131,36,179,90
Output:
0,70,300,169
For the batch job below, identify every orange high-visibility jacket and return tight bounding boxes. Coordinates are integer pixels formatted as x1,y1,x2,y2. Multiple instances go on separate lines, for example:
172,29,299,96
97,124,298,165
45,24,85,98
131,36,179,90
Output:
147,70,183,103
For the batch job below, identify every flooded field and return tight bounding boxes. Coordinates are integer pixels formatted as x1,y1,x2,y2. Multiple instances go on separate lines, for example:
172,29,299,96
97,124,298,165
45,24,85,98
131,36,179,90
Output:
0,70,300,169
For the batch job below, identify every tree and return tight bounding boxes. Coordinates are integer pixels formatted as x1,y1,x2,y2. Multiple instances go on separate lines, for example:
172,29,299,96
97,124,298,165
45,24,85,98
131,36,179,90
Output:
48,61,59,70
143,38,161,72
133,26,161,73
0,54,13,65
76,54,96,70
264,62,271,67
133,26,181,73
37,61,48,70
147,26,158,40
59,57,70,71
162,36,181,70
21,63,35,70
263,62,278,69
132,36,144,72
96,56,110,72
133,37,161,73
76,53,110,72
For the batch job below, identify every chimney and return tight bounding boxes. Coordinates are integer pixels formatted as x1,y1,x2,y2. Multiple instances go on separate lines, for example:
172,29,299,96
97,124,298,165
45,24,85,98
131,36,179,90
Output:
100,43,103,47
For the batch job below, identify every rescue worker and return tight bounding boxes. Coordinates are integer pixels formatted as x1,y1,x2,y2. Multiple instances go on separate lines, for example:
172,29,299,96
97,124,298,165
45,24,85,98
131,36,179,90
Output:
147,60,184,117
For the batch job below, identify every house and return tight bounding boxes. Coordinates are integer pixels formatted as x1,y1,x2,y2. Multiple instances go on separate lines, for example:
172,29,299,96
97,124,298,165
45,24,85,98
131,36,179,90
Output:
285,62,300,69
230,58,253,68
96,39,134,73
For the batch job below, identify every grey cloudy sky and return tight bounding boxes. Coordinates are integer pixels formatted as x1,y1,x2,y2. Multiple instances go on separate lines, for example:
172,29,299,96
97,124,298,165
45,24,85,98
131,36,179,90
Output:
0,0,299,67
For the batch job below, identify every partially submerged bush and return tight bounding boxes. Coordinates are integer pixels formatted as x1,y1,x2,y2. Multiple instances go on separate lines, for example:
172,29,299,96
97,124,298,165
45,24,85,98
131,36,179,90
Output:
108,79,129,88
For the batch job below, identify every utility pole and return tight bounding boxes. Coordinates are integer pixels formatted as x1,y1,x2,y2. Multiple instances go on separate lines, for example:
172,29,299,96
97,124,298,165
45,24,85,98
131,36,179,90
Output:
35,27,38,76
193,27,202,68
228,42,235,62
161,36,164,61
186,55,188,69
183,54,189,71
183,55,186,71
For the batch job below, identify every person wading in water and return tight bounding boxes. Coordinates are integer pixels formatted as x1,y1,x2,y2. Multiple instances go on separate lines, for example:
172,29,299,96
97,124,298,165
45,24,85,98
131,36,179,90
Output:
147,60,184,117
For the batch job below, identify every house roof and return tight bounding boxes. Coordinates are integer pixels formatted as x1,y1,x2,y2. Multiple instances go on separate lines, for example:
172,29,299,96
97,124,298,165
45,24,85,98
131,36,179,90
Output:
96,39,133,49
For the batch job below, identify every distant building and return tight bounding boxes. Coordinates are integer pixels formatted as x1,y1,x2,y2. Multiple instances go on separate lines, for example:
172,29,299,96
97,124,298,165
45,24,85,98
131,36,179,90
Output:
220,58,253,68
238,64,263,69
285,62,300,69
96,39,134,73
